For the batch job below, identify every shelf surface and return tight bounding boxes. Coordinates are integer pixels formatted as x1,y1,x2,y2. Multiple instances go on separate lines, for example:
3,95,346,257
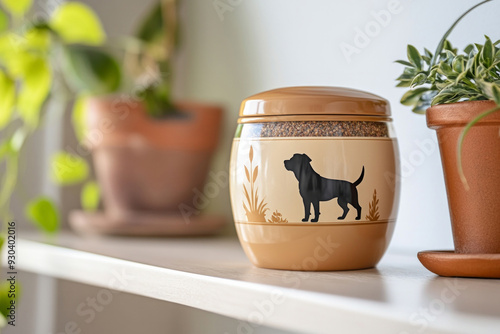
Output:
14,232,500,334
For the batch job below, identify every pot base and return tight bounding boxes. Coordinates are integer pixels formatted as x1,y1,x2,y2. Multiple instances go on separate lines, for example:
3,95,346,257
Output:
69,210,226,237
418,250,500,279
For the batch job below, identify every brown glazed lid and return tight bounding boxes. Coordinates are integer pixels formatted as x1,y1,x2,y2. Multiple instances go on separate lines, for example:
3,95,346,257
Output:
239,86,391,118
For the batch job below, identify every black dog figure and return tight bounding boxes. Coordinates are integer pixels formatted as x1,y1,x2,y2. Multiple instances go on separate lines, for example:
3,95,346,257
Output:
284,154,364,222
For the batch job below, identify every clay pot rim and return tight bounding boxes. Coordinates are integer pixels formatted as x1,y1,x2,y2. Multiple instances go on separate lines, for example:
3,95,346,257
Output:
85,95,224,151
87,95,225,118
426,100,500,129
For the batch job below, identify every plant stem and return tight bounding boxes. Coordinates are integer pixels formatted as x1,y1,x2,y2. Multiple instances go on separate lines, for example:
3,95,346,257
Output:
431,0,492,66
0,155,19,221
457,105,500,190
161,0,177,62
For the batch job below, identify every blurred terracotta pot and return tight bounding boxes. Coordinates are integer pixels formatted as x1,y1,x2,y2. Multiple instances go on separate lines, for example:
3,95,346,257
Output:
427,100,500,254
85,96,223,215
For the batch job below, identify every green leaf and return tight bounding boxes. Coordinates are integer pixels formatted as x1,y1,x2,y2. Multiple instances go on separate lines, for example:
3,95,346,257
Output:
50,2,105,45
424,48,433,59
9,127,27,152
475,43,483,53
0,9,8,32
463,44,475,54
0,280,19,319
407,45,422,69
24,27,50,51
136,2,163,43
395,59,413,67
443,40,456,53
412,101,429,114
452,55,465,73
0,141,10,160
481,36,494,67
17,56,52,128
0,71,15,129
396,81,411,88
491,85,500,105
63,45,121,94
465,56,475,72
1,0,32,16
477,80,500,102
411,73,427,87
431,92,457,106
26,197,59,233
400,87,428,106
51,151,89,185
81,180,100,211
437,62,455,77
72,95,89,142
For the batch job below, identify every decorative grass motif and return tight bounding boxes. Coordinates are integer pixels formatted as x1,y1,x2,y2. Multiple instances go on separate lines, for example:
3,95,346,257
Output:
267,210,288,224
366,189,380,221
243,146,268,222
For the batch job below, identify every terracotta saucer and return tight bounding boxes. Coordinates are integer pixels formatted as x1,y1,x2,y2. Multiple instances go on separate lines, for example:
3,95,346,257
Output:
69,210,226,237
418,250,500,279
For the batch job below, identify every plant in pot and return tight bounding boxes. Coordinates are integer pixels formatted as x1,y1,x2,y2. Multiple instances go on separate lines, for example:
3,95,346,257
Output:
0,0,224,237
69,0,225,235
396,0,500,278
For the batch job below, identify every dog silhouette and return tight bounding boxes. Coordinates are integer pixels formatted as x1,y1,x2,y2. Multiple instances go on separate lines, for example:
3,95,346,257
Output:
284,153,364,222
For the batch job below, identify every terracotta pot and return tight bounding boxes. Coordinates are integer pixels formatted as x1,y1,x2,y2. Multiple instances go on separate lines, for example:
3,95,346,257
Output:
85,96,223,215
427,100,500,254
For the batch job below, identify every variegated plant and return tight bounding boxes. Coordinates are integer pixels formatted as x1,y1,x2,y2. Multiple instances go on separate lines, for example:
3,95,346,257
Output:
396,0,499,184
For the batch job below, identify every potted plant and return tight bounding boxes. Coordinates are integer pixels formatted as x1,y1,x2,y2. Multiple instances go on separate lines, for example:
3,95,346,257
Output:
396,0,500,278
69,0,225,235
0,0,224,237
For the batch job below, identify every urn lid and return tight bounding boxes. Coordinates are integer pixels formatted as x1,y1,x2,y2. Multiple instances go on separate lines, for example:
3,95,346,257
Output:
239,86,390,118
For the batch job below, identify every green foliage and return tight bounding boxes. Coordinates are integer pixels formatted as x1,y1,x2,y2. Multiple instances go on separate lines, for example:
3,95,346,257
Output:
0,280,20,319
131,1,179,117
137,2,164,43
396,37,500,113
50,2,105,45
0,71,15,128
1,0,32,16
17,56,52,128
51,151,89,185
396,0,498,112
137,82,176,117
63,45,121,94
26,197,59,233
0,9,8,32
81,180,100,211
0,1,114,230
72,95,89,142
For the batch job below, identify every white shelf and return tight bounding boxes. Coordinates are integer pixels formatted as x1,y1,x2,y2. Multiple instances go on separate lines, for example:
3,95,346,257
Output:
14,232,500,334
